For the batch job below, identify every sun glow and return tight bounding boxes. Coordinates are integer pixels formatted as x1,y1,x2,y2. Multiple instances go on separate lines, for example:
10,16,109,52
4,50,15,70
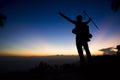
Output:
0,30,119,57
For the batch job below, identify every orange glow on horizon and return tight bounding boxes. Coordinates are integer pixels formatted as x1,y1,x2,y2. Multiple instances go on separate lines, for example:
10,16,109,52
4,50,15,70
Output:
0,50,103,57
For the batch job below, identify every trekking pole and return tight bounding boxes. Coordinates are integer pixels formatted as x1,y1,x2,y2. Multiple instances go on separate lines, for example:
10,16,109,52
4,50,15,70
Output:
83,11,100,30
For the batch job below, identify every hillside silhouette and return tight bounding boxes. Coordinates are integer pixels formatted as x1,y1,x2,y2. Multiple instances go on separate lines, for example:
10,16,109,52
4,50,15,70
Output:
0,52,120,80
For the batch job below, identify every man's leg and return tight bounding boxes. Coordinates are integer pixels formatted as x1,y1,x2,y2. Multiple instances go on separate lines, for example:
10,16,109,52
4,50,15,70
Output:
83,42,92,63
76,39,85,65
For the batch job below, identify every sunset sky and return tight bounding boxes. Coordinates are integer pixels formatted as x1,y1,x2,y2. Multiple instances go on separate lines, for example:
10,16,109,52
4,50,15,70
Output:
0,0,120,56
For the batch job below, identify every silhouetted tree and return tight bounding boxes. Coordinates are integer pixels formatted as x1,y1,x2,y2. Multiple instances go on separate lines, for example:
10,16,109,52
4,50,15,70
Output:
116,45,120,54
0,0,7,28
111,0,120,12
0,12,6,28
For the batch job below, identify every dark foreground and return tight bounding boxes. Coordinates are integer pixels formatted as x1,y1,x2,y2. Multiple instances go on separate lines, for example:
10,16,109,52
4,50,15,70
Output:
0,54,120,80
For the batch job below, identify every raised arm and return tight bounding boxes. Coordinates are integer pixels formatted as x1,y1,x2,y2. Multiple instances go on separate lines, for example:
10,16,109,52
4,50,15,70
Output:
84,18,92,24
59,12,76,24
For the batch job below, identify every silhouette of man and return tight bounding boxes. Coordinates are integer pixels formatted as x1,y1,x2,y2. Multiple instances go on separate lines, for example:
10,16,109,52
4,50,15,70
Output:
59,12,92,65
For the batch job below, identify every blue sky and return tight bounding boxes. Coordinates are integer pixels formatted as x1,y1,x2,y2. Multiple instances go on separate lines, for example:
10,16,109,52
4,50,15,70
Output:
0,0,120,56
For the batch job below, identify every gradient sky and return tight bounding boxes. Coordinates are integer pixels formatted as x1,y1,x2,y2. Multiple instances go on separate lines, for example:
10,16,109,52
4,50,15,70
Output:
0,0,120,56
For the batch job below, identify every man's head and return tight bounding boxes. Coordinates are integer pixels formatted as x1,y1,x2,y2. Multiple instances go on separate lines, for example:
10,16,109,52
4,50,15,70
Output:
76,15,82,22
